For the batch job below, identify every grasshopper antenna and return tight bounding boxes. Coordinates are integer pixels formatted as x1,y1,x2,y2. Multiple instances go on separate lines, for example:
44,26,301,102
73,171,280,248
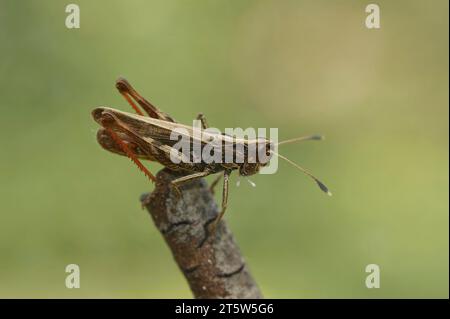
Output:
277,134,323,146
270,150,332,196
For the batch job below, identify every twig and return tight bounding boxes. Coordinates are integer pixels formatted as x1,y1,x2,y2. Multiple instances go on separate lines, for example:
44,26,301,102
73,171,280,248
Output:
141,168,262,299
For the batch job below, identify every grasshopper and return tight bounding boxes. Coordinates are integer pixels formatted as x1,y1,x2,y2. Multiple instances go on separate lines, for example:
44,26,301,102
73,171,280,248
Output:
92,78,331,229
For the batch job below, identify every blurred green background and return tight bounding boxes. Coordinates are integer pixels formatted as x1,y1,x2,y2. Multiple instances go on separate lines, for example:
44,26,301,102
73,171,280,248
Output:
0,0,448,298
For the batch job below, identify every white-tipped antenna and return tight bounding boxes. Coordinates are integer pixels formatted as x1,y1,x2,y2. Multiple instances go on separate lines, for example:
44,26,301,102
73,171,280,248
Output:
277,134,324,146
270,150,332,196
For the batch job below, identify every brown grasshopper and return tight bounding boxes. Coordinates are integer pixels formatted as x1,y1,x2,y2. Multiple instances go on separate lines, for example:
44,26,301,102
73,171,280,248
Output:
92,78,331,229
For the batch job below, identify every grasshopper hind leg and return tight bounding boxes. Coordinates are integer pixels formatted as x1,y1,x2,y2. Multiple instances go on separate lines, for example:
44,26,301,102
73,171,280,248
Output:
104,128,156,183
115,77,175,122
102,127,157,209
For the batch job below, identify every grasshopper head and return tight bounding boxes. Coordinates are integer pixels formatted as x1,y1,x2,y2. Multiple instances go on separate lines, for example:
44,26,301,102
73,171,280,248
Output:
239,139,274,176
239,163,261,176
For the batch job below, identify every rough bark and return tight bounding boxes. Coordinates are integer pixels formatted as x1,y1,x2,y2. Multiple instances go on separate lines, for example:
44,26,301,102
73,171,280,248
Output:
141,168,262,299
